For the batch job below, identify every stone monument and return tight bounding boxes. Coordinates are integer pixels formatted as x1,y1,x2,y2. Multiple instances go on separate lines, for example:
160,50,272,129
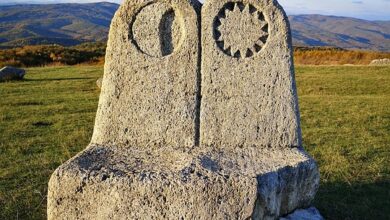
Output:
48,0,321,219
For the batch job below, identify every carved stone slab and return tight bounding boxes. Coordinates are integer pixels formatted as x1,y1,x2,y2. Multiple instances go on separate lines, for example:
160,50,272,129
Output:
91,0,199,148
48,0,201,217
201,0,301,149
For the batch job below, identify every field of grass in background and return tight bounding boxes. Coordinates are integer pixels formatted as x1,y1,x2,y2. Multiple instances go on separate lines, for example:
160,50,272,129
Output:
0,66,102,219
0,66,389,219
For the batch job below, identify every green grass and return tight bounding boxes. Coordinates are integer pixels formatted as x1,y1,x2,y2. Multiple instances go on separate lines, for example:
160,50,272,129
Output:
297,66,390,219
0,66,102,219
0,65,389,219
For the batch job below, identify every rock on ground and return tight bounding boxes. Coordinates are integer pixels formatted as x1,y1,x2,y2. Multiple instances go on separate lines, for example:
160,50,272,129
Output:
96,77,103,89
370,58,390,66
280,207,324,220
0,66,25,82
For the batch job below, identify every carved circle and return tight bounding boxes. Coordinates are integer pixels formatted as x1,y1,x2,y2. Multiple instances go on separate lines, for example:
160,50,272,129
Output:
214,2,269,58
130,2,185,58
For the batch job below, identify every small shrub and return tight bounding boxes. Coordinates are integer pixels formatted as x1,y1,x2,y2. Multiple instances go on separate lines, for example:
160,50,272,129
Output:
294,47,390,65
0,42,106,67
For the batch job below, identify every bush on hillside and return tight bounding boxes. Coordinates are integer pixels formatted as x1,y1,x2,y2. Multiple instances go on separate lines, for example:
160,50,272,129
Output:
294,47,390,65
0,43,106,67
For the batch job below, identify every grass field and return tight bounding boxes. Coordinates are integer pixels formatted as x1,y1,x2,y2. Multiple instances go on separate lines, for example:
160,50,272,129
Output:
0,65,389,219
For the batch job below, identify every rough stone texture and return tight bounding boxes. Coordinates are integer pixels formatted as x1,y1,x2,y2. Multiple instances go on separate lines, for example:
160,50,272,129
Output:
280,207,324,220
96,77,103,89
132,1,185,57
0,66,25,82
370,58,390,66
91,0,200,148
48,0,320,219
49,145,319,219
201,0,301,149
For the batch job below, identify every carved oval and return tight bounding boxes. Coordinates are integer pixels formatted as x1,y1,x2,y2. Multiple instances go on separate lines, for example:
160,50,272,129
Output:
130,2,185,58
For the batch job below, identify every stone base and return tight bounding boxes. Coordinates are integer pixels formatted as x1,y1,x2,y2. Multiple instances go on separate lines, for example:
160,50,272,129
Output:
48,145,319,219
281,207,324,220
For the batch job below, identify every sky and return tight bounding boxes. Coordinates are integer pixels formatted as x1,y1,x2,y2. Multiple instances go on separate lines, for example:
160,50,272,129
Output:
2,0,390,20
278,0,390,21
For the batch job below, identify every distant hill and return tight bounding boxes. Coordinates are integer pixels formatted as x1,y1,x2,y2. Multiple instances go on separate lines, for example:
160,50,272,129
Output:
0,3,389,51
0,2,119,47
289,15,390,52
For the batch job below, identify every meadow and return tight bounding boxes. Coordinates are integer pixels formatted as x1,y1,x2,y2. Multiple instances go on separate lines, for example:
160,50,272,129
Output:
0,65,389,219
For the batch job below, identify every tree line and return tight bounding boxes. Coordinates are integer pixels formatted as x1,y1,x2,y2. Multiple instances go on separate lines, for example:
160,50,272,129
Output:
0,43,106,67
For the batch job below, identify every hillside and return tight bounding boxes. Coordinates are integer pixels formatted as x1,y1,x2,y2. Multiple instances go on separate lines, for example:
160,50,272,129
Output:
0,3,389,51
289,15,390,52
0,2,119,47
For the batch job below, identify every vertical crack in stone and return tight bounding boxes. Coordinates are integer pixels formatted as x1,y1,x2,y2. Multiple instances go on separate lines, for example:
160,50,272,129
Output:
251,196,261,220
194,4,202,147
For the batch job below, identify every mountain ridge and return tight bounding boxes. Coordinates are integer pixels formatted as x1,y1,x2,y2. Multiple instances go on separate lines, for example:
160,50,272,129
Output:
0,2,118,47
289,14,390,51
0,2,389,51
0,1,116,6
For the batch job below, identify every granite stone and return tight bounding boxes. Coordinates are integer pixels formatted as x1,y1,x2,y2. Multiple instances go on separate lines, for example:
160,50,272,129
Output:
48,0,320,219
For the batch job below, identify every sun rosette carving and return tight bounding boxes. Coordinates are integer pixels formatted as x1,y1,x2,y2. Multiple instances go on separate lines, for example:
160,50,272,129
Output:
214,2,269,58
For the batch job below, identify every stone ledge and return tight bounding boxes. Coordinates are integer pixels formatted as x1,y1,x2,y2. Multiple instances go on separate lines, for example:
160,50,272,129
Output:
48,145,319,219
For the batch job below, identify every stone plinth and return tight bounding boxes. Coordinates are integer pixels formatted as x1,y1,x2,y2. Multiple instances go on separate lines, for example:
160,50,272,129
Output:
49,145,318,219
